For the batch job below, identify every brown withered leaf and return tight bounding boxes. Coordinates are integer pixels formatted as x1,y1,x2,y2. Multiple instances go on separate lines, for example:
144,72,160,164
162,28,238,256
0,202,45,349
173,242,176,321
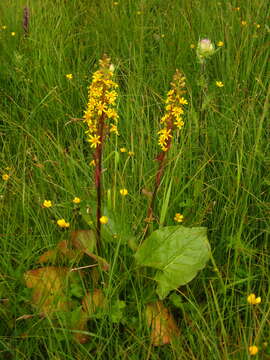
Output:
145,301,180,346
72,230,110,271
72,310,90,344
38,240,81,264
82,289,106,316
24,267,71,315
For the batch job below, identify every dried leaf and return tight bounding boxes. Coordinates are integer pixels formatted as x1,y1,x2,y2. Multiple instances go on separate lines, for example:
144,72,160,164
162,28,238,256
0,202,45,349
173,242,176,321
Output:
146,301,180,346
24,267,71,315
72,230,110,271
72,310,90,344
37,240,81,264
38,249,57,264
82,289,106,316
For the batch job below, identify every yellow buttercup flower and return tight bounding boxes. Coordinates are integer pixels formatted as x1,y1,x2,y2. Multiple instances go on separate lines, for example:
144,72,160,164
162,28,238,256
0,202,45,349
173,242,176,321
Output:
190,44,195,49
120,147,127,153
249,346,258,356
217,41,224,47
72,197,81,204
43,200,52,208
128,151,135,156
11,32,16,36
2,174,10,181
120,188,128,196
2,25,7,30
99,216,108,224
247,293,261,305
57,219,70,228
216,81,224,87
241,21,247,26
66,73,73,80
174,213,184,223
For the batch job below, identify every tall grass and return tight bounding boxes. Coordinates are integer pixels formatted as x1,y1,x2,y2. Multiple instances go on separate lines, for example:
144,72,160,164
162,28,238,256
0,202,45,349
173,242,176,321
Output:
0,0,269,358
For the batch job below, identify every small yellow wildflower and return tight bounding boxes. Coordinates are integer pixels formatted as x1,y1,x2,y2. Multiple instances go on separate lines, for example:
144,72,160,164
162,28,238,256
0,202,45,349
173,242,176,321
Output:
88,134,101,148
174,213,184,223
216,81,224,88
73,197,81,204
2,174,10,181
57,219,70,228
113,1,119,5
66,73,73,80
90,159,96,167
247,293,261,305
137,11,142,15
255,24,261,28
217,41,224,47
110,123,119,135
234,7,240,11
241,21,247,26
43,200,52,208
100,216,108,224
11,32,16,36
2,25,7,30
120,188,128,196
161,34,165,38
249,345,259,356
190,44,195,49
128,151,135,156
120,147,127,153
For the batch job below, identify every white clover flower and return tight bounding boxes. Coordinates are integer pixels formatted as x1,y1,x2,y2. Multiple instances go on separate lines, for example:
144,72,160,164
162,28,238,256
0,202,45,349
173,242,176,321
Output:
196,38,215,63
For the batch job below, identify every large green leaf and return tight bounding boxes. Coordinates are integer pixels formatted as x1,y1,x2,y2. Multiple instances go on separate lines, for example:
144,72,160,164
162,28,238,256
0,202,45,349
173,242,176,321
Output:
135,226,210,299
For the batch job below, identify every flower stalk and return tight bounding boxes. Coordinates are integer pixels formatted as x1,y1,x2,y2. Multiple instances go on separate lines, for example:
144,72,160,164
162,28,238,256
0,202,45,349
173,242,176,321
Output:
147,70,187,223
83,55,119,249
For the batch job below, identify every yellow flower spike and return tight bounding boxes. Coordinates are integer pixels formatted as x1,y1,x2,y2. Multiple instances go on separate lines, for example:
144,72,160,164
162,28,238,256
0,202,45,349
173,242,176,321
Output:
99,216,108,224
120,189,128,196
216,81,224,88
43,200,52,208
2,174,10,181
249,345,259,356
174,213,184,223
217,41,224,47
247,293,261,305
73,197,81,204
66,73,73,80
57,219,70,228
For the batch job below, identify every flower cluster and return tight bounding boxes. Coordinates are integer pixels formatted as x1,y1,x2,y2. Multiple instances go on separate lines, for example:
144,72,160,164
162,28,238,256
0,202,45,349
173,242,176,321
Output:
247,293,261,305
158,70,187,152
83,55,119,150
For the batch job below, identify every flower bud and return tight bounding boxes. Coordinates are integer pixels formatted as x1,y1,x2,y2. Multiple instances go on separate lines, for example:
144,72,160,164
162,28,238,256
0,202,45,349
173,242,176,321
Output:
196,38,215,63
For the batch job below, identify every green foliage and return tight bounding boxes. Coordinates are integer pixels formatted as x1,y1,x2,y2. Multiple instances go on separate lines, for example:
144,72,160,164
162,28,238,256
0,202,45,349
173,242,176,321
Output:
135,226,211,299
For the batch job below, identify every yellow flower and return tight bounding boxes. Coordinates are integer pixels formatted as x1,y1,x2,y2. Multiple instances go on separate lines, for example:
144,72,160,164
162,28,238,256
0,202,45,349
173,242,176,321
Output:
110,123,119,135
174,213,184,223
120,188,128,196
2,174,10,181
2,25,7,30
241,21,247,26
89,159,96,167
57,219,70,228
190,44,195,49
11,32,16,36
217,41,224,47
249,346,258,356
73,197,81,204
120,147,127,153
216,81,224,88
247,293,261,305
100,216,108,224
66,73,73,80
43,200,52,208
88,134,101,148
255,24,261,28
128,151,135,156
113,1,119,5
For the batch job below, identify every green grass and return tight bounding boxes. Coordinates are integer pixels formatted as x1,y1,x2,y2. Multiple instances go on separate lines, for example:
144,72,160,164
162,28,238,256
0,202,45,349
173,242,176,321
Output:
0,0,269,359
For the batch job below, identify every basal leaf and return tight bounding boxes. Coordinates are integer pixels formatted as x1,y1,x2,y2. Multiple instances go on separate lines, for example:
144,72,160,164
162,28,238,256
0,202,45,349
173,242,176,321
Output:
135,226,210,299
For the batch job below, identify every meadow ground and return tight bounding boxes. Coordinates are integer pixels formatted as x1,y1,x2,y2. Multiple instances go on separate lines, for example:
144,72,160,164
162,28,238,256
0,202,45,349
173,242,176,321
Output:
0,0,269,359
